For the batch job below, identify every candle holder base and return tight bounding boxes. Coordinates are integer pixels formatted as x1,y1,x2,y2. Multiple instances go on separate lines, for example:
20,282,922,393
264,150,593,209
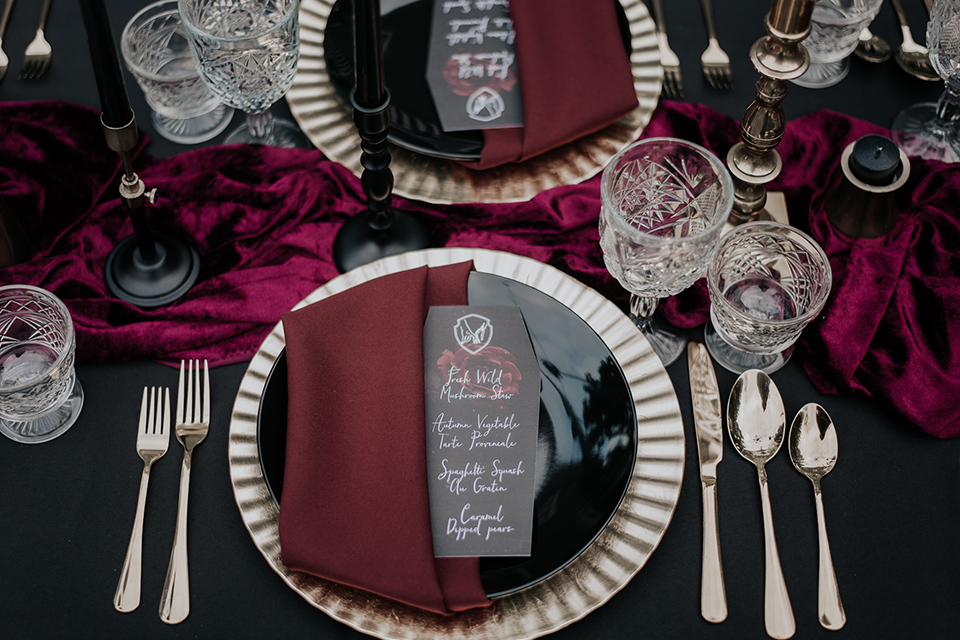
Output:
105,231,200,309
333,210,430,273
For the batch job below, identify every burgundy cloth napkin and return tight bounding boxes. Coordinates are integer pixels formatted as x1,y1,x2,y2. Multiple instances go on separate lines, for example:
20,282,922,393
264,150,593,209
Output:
2,99,960,439
464,0,638,170
278,261,491,614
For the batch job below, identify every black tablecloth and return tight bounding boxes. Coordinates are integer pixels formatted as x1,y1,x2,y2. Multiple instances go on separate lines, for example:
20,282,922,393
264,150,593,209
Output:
1,1,958,639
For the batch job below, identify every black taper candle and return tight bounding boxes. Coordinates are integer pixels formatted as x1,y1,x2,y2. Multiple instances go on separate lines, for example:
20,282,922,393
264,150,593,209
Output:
79,0,133,127
353,0,385,108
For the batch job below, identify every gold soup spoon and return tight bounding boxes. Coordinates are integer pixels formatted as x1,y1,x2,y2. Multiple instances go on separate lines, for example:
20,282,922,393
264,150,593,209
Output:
789,403,845,630
728,370,795,639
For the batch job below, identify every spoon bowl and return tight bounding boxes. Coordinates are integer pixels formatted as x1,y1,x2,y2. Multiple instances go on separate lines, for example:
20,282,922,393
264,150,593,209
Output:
891,0,941,81
789,403,846,631
728,370,795,639
728,370,786,466
855,27,892,63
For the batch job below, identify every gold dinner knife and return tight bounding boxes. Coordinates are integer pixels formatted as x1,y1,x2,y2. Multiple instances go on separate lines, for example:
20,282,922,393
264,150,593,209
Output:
688,341,727,623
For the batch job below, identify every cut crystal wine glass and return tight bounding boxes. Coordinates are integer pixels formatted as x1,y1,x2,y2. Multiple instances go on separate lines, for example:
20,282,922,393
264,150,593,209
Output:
0,285,84,444
793,0,884,89
705,222,832,374
178,0,309,147
599,137,734,366
891,0,960,162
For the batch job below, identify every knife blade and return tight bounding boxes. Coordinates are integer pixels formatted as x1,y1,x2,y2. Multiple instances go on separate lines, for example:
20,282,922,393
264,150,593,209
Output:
688,341,727,623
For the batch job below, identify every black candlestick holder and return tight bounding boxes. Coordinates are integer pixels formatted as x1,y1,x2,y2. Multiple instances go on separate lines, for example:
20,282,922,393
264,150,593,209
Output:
101,113,199,308
331,0,429,274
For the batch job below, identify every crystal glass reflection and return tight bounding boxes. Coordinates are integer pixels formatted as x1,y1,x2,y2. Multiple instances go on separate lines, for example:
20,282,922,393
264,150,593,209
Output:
705,222,832,374
0,285,84,444
178,0,309,147
122,0,234,144
793,0,884,89
599,137,734,366
892,0,960,162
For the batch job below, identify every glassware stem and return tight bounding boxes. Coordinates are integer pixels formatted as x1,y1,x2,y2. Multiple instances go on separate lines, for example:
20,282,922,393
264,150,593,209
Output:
628,294,687,366
245,110,276,145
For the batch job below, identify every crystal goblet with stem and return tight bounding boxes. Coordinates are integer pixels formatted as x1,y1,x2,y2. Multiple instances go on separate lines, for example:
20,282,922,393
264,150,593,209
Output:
705,222,833,374
599,137,734,366
178,0,309,147
892,0,960,162
122,0,234,145
0,285,84,444
792,0,884,89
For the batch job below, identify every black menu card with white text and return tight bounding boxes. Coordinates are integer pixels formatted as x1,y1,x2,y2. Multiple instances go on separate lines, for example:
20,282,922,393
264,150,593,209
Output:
423,306,540,557
426,0,524,132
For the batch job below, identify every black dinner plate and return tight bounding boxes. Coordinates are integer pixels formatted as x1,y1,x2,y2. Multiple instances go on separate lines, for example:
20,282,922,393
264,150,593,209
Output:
323,0,633,161
257,271,637,598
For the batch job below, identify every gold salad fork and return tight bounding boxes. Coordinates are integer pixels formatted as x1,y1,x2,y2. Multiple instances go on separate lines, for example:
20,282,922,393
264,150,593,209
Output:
18,0,52,80
699,0,733,89
651,0,683,99
0,0,15,81
114,387,171,613
159,359,210,625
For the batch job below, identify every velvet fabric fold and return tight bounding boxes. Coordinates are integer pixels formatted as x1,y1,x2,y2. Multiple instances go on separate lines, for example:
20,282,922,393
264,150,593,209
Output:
1,99,959,438
278,261,490,614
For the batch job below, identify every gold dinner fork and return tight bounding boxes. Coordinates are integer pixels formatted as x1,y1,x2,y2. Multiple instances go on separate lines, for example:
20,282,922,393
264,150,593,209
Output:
114,386,171,613
0,0,15,82
159,359,210,625
699,0,733,89
651,0,684,99
18,0,52,80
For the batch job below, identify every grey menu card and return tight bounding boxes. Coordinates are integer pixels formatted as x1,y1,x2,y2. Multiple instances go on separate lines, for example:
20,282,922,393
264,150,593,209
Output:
423,306,541,557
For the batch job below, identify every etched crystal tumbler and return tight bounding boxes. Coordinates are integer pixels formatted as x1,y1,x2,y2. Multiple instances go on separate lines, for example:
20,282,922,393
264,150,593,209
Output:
0,285,83,444
793,0,884,89
121,0,233,144
705,222,833,374
599,137,734,366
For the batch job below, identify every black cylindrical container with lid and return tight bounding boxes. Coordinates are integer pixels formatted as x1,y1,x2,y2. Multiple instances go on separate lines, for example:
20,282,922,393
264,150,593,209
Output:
825,134,911,238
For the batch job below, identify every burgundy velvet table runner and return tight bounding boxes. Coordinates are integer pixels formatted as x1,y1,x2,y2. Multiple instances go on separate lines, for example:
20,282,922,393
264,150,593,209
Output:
1,99,958,439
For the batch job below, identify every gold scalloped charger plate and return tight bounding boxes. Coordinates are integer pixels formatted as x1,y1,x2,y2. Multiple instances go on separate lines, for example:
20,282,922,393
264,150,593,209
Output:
229,248,684,640
285,0,662,204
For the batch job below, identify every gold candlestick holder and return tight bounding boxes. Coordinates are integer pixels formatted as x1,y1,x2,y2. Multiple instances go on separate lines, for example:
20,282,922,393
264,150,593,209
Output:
727,0,816,225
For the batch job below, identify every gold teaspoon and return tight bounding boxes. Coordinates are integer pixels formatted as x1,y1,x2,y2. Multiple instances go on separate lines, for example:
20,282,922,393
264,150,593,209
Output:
789,403,846,631
728,370,795,639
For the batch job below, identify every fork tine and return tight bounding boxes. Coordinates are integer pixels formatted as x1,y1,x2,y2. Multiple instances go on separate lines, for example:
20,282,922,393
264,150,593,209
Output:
162,388,170,436
186,360,194,423
202,360,210,425
148,387,157,435
139,387,148,433
177,360,185,425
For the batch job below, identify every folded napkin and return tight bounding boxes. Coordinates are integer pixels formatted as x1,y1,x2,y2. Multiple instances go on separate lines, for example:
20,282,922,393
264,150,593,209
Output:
464,0,638,170
278,261,492,615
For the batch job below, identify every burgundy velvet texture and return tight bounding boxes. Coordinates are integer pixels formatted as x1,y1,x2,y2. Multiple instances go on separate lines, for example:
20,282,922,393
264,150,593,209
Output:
466,0,638,169
1,99,959,438
278,261,489,614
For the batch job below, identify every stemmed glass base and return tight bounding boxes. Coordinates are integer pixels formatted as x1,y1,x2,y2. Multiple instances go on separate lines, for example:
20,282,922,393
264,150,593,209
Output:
891,102,960,163
152,103,235,145
792,58,850,89
704,322,792,374
629,295,686,367
0,379,84,444
226,112,311,148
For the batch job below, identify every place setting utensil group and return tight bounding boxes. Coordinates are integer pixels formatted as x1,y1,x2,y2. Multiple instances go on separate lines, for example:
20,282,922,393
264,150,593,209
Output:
113,359,209,624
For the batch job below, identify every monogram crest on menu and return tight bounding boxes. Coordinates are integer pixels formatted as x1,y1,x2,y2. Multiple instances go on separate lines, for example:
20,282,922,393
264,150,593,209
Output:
454,313,493,354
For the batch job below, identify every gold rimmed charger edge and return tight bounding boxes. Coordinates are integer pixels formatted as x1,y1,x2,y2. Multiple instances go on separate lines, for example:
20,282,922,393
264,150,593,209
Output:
228,248,685,640
286,0,662,204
